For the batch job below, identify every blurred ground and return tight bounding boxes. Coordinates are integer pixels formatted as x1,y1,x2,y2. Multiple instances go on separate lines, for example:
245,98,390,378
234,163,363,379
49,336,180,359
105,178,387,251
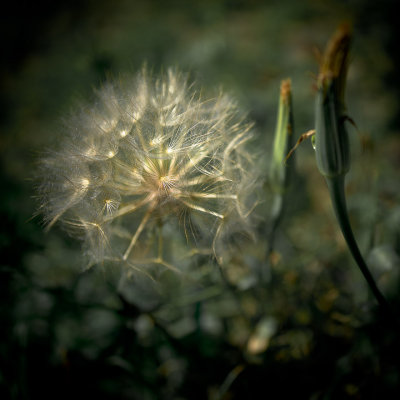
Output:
1,0,400,399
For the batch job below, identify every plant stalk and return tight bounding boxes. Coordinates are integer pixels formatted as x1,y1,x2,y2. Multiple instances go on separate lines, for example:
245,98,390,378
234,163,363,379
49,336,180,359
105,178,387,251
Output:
326,175,390,312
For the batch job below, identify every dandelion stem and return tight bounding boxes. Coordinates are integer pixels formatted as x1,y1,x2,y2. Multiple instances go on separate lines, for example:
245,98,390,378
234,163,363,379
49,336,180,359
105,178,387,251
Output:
326,176,390,312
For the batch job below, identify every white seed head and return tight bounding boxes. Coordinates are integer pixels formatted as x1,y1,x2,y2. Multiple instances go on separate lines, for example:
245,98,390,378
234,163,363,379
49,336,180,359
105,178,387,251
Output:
37,68,258,271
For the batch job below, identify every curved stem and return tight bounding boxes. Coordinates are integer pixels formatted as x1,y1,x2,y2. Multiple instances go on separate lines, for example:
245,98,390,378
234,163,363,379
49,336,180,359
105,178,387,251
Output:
326,176,390,312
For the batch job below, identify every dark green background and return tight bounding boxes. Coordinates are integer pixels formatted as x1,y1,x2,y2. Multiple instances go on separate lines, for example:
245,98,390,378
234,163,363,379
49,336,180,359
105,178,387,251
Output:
1,0,400,398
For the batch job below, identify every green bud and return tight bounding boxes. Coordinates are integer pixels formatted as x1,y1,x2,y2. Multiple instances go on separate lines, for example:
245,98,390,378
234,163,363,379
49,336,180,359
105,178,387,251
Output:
269,79,294,193
315,25,351,178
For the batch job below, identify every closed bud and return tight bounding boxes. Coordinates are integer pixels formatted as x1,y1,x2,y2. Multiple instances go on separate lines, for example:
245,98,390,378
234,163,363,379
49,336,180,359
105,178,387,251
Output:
315,24,351,178
269,79,294,193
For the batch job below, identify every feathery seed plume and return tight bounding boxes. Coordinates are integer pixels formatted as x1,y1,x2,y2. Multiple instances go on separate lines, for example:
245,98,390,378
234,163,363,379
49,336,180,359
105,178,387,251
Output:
37,68,257,274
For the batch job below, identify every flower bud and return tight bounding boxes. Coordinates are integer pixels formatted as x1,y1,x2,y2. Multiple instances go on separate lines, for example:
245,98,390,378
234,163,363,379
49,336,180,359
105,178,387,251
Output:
269,79,294,193
315,24,351,178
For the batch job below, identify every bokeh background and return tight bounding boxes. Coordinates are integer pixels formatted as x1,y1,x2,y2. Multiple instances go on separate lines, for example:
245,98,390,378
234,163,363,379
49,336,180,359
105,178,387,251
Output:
1,0,400,398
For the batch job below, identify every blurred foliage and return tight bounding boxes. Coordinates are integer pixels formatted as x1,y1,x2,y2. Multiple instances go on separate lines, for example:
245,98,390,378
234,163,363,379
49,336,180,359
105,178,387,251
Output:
1,0,400,399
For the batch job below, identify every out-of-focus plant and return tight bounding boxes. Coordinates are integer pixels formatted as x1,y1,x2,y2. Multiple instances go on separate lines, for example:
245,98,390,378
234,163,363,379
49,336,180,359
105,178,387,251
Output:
36,68,258,275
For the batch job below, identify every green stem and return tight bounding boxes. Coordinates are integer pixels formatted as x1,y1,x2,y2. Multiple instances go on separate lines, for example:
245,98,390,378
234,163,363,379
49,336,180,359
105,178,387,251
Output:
326,176,390,312
263,194,284,283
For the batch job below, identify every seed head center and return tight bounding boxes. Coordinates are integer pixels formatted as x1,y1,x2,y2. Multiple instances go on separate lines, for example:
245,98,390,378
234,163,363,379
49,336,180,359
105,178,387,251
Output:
158,174,177,191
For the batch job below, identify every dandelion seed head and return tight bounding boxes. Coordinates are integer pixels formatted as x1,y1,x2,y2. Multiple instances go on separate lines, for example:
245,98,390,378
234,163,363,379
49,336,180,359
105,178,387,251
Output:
37,67,258,272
